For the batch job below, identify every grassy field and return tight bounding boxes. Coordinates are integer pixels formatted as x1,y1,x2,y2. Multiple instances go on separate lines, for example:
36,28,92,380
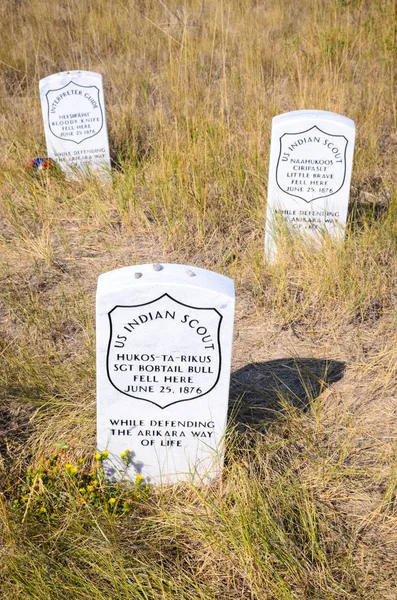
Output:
1,0,397,598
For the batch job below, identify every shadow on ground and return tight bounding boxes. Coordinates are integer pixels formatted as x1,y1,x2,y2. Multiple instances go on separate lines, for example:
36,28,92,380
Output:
229,358,345,428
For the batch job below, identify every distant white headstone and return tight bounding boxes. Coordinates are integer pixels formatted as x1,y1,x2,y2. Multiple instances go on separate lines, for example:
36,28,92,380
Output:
96,264,235,484
265,110,355,259
39,71,111,180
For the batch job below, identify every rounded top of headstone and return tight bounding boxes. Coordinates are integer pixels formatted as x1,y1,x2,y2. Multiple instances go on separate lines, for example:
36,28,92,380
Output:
97,263,234,298
39,71,103,89
273,109,355,130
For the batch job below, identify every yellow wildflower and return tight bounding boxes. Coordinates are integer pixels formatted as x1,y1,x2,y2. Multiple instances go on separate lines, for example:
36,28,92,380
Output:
108,498,116,505
65,464,78,475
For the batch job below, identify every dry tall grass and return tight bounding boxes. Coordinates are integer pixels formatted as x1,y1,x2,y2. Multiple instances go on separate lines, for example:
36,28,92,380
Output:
0,0,397,598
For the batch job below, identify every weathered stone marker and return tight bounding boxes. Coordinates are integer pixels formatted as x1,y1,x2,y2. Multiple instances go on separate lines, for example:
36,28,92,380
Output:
97,264,235,484
39,70,111,179
265,110,355,259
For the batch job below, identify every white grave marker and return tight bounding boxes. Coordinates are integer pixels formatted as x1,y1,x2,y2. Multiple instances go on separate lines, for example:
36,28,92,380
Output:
265,110,355,259
96,264,235,484
39,70,111,179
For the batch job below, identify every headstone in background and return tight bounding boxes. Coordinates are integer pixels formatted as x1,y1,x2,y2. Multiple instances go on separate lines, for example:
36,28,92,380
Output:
265,110,356,259
39,71,111,180
97,264,235,484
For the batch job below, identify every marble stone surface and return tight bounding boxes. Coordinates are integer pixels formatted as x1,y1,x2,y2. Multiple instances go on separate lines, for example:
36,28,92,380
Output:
265,110,355,259
97,263,235,484
39,70,111,179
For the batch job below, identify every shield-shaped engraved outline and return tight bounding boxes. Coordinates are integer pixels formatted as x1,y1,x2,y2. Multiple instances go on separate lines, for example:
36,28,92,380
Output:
46,81,104,144
106,293,223,410
276,126,348,203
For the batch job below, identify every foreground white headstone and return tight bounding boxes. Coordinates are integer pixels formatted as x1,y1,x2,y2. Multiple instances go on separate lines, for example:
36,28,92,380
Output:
265,110,355,259
39,70,111,179
97,264,235,484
